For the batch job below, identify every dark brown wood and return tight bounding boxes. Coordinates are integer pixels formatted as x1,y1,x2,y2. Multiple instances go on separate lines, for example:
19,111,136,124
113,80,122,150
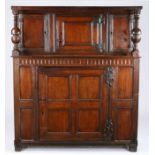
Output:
11,10,21,56
131,8,142,56
112,15,129,51
23,15,44,49
11,6,142,152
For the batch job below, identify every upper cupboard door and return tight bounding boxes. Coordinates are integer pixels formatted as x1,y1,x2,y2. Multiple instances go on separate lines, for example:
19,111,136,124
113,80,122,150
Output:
55,15,107,54
22,14,45,53
109,14,133,52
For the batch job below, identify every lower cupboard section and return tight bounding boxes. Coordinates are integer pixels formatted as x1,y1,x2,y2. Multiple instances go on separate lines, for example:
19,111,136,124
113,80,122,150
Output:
18,106,134,142
17,66,136,142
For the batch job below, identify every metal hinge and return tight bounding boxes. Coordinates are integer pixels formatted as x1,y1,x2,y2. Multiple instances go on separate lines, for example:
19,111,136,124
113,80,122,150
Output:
93,15,105,24
104,67,114,87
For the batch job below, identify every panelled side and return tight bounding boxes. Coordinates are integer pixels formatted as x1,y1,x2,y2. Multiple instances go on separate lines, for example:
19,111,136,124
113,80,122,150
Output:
111,65,136,140
14,59,36,144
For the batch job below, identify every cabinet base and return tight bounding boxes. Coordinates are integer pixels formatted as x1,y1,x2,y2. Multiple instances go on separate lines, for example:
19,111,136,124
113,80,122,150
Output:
14,140,22,152
128,141,138,152
14,140,29,151
14,140,138,152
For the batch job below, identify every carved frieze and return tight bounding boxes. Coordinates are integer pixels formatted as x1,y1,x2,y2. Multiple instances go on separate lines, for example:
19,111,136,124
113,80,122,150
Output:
19,57,133,66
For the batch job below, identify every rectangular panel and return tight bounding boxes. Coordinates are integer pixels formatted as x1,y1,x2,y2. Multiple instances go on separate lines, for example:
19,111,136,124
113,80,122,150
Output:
56,17,94,51
77,110,99,132
20,67,32,99
78,76,100,99
20,108,33,139
65,22,91,44
117,67,133,99
23,15,44,48
47,76,71,99
47,110,70,132
111,15,129,51
55,16,106,53
116,109,132,140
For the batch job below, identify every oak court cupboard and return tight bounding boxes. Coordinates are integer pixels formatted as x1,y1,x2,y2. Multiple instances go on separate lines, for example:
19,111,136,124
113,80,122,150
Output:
11,6,142,151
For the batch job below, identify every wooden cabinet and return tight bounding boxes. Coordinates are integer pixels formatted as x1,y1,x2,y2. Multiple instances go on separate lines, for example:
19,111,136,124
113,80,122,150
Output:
11,6,142,151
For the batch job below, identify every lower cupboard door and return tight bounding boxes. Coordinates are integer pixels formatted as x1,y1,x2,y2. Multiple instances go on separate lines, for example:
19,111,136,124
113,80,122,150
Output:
38,67,108,141
111,66,135,140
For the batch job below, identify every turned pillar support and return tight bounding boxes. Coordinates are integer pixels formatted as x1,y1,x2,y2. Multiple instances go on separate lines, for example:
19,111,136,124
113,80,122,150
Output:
11,10,21,56
131,8,142,57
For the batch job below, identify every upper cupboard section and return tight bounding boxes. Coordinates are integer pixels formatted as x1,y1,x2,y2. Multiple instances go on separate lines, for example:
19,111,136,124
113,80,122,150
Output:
20,14,107,54
55,15,106,53
12,7,142,55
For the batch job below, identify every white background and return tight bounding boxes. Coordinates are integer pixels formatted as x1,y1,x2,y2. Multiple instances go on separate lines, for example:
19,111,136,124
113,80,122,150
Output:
0,0,151,155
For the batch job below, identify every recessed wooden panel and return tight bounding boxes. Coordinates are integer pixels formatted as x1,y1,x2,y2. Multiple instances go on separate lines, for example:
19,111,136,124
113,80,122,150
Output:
47,110,70,132
65,22,91,44
78,76,100,99
23,15,44,48
78,110,99,132
20,67,32,99
57,17,93,49
56,16,101,52
47,76,70,99
116,110,132,140
113,16,129,50
20,108,33,139
118,67,133,99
